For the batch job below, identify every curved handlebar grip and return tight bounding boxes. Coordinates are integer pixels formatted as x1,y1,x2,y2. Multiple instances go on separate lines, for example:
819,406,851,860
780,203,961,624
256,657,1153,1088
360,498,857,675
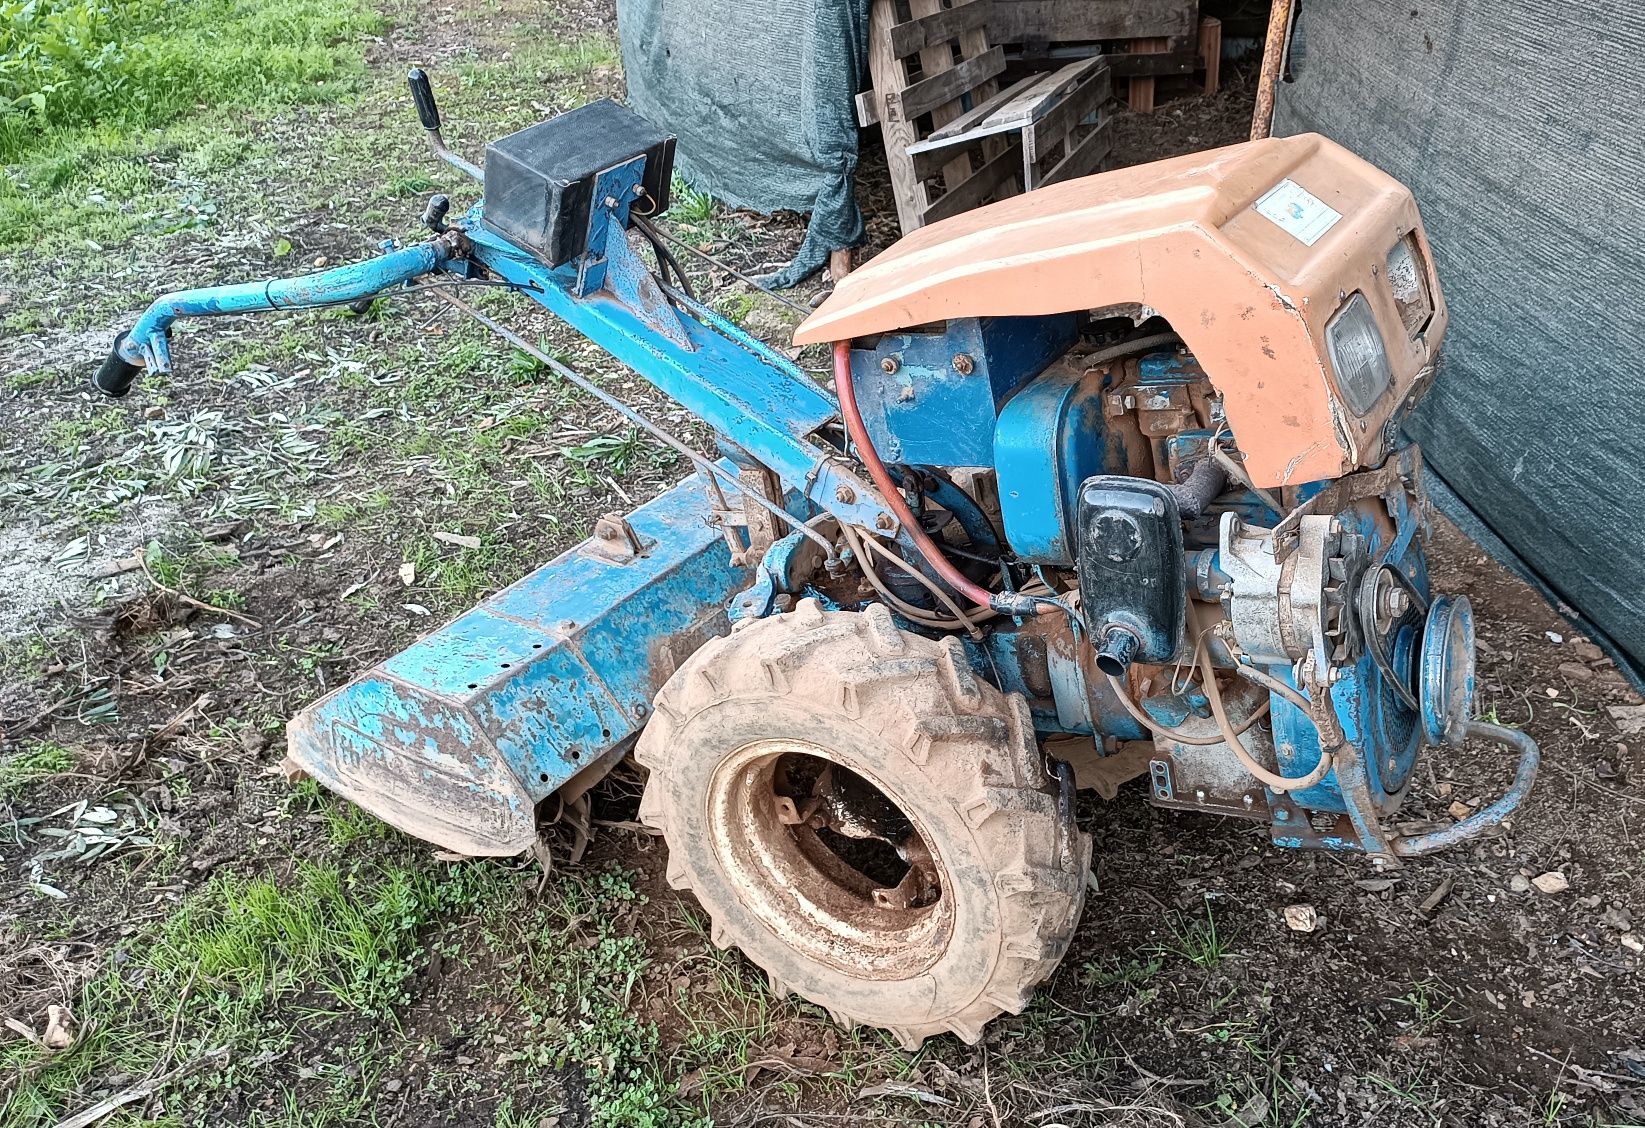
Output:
92,332,141,397
407,68,441,132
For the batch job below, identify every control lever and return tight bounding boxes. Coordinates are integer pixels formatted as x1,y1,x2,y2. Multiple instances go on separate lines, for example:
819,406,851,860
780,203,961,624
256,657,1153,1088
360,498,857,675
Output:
406,68,483,182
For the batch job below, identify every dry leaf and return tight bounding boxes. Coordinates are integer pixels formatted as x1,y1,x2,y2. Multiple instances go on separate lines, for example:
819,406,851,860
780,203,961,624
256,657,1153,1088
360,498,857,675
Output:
433,531,482,550
398,561,417,586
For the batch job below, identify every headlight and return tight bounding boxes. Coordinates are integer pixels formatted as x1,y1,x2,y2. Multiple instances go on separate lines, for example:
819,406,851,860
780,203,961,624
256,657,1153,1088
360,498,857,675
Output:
1385,233,1435,338
1325,292,1392,414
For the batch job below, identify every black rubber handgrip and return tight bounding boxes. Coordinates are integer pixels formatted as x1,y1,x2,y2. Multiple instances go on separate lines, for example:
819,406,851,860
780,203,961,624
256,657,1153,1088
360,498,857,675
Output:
407,68,441,131
93,332,141,398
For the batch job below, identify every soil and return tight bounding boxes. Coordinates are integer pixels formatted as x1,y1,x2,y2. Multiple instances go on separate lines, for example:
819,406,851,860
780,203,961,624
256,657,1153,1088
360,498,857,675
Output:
2,7,1643,1128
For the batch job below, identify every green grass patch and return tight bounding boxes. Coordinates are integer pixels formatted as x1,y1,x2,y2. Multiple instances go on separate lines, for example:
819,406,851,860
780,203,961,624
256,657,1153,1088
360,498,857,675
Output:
0,0,378,248
0,0,378,161
0,740,75,799
2,856,509,1126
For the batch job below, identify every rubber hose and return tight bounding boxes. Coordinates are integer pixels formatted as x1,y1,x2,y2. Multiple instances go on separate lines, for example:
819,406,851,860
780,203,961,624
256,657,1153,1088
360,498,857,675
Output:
1168,458,1228,519
832,340,1039,615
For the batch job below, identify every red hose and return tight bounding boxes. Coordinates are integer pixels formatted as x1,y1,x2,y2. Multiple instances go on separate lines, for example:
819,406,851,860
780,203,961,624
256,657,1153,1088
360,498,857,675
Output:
833,340,1039,614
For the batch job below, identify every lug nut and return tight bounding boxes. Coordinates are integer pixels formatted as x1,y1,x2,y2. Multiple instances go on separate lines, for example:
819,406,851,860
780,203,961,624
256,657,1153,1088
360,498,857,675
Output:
880,356,899,374
874,513,895,531
834,484,855,504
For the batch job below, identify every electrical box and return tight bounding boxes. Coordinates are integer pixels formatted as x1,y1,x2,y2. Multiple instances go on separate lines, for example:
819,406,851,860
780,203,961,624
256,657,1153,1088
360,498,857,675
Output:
483,100,675,267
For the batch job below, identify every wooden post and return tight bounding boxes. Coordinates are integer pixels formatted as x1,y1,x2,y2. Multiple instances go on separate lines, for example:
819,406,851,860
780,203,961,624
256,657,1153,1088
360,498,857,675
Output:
1125,37,1170,112
1198,17,1222,96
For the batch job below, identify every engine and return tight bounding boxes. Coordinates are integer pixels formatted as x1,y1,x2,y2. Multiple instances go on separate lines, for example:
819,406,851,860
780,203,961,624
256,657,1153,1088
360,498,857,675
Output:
795,134,1533,859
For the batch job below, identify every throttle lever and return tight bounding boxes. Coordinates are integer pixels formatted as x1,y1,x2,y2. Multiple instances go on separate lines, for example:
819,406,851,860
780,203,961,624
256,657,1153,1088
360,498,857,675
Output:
405,67,483,182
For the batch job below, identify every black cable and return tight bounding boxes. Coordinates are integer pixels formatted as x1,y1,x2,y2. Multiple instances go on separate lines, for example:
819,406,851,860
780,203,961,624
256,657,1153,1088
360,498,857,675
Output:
632,215,698,303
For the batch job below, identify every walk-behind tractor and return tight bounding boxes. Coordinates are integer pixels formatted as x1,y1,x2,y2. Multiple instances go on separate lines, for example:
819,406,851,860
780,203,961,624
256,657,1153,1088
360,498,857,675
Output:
97,73,1540,1047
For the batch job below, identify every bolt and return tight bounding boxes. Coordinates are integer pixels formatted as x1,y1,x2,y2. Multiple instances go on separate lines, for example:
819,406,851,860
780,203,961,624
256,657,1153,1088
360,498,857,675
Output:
952,352,975,375
834,484,856,504
1242,794,1255,808
880,356,899,374
1194,789,1207,803
874,513,895,531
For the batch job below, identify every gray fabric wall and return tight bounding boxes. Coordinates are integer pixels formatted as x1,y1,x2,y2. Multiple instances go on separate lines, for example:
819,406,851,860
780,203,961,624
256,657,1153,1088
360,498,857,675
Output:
1274,1,1645,685
617,0,869,287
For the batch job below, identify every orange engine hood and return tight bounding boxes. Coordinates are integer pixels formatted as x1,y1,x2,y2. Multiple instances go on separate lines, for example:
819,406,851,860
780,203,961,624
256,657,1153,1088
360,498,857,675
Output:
795,133,1447,488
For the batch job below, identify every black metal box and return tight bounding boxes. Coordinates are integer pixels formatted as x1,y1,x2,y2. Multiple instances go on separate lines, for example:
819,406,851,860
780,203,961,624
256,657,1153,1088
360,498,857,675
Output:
482,100,675,267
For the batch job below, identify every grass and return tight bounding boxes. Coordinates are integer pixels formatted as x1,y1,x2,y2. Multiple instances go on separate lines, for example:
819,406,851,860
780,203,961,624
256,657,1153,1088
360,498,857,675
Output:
1,0,379,246
0,741,75,799
2,853,512,1126
1164,900,1232,969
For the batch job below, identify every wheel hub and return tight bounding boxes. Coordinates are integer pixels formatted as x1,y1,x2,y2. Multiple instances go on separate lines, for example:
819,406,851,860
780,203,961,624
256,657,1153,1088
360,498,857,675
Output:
707,739,953,978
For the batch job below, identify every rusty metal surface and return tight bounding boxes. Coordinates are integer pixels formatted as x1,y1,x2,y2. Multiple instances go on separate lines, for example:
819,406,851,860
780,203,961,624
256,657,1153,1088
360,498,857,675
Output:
284,468,751,856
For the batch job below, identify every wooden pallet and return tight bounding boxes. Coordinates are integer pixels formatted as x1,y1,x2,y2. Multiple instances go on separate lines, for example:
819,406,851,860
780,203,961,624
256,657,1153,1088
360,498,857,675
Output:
861,0,1016,232
907,55,1113,193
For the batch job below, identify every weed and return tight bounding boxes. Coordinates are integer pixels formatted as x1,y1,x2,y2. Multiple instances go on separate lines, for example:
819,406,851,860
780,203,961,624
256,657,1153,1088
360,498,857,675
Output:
0,741,76,798
1389,979,1460,1035
1164,900,1231,969
669,175,717,223
0,0,378,163
3,857,508,1125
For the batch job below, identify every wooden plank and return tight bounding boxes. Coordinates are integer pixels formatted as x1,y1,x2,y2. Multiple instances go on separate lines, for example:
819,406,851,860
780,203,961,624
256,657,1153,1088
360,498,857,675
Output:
866,0,929,232
855,89,879,127
911,57,1107,184
1038,117,1114,186
921,140,1024,225
1023,65,1110,167
886,45,1006,122
887,0,990,59
989,0,1196,46
1198,16,1222,95
978,54,1105,129
913,73,1048,149
1103,45,1197,77
1124,36,1170,111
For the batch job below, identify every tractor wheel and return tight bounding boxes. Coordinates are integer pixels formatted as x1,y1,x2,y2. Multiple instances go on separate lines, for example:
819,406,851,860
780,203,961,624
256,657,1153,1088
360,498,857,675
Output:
636,599,1089,1049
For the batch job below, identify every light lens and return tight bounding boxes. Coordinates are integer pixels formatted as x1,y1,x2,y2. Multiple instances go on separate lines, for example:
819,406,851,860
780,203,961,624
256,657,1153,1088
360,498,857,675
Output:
1325,292,1393,414
1385,234,1434,338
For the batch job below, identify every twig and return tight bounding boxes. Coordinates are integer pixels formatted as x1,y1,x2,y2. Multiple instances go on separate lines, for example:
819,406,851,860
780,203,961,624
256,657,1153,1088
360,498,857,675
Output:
51,1045,228,1128
138,555,261,629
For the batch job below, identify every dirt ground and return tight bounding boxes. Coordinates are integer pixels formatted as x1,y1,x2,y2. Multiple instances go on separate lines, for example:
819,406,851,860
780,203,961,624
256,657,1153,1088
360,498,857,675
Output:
3,3,1643,1126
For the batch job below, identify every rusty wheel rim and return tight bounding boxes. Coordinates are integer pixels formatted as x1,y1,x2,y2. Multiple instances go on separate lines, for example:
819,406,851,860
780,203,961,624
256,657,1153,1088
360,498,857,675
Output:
706,738,954,979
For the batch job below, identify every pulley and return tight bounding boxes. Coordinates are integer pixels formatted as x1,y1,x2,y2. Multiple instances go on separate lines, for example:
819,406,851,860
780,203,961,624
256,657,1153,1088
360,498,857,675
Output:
1418,594,1477,746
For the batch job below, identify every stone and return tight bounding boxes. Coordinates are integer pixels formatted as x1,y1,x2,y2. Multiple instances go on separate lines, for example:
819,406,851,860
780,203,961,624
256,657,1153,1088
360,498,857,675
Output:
1532,871,1570,895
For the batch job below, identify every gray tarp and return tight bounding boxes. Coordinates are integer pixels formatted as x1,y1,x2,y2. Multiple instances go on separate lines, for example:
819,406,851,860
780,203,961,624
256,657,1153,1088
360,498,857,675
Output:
617,0,869,287
1274,1,1645,687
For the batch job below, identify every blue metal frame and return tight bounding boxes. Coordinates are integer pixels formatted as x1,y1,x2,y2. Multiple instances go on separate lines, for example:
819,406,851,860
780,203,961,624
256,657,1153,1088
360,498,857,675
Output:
117,241,459,373
286,467,752,855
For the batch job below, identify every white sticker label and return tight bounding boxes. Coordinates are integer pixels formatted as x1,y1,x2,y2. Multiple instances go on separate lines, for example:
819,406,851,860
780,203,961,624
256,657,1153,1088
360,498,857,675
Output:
1254,178,1342,246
